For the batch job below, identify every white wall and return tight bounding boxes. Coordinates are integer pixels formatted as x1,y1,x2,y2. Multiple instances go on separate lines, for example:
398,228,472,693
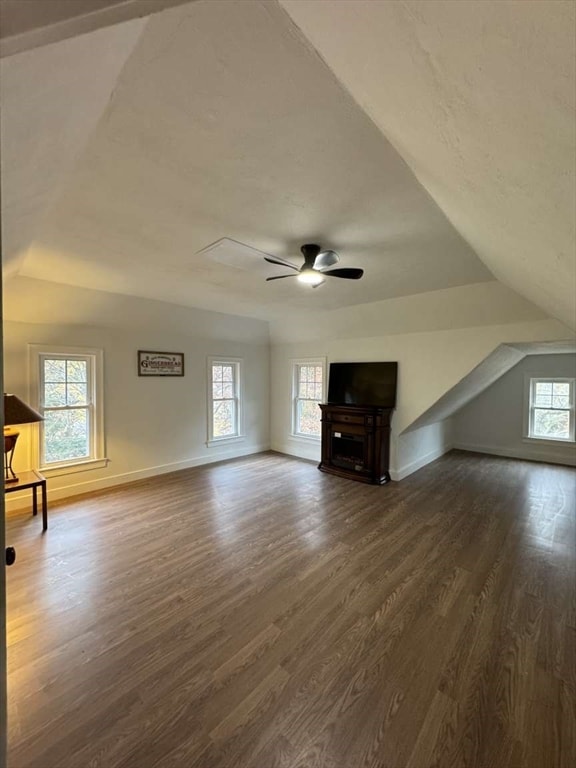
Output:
269,280,572,479
270,318,573,479
4,277,574,499
393,420,453,480
453,354,576,466
3,290,270,508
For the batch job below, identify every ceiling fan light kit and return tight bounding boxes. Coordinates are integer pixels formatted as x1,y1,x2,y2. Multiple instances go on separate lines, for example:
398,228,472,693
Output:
297,269,324,286
265,244,364,286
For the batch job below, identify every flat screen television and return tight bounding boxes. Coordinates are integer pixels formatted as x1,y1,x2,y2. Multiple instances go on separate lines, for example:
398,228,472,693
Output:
327,362,398,408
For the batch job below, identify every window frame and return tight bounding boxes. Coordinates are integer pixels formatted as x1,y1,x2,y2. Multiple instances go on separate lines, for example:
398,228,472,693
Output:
291,358,326,441
524,375,575,444
29,345,106,475
207,356,244,445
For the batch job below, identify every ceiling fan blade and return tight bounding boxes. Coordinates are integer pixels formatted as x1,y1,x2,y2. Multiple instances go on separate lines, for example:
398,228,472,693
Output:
264,255,299,271
322,268,364,280
266,274,298,281
314,249,339,270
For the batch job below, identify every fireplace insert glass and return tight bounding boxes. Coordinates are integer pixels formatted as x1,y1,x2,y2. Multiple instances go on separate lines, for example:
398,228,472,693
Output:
332,432,364,469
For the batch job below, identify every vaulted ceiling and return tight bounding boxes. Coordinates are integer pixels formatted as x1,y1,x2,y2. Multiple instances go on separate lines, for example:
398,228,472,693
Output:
1,0,575,328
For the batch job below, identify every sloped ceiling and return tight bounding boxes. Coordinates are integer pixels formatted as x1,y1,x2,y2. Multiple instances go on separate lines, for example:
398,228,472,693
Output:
0,17,145,274
281,0,576,330
1,0,575,328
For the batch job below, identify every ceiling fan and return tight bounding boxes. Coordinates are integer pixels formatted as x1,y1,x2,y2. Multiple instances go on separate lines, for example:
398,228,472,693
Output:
264,244,363,287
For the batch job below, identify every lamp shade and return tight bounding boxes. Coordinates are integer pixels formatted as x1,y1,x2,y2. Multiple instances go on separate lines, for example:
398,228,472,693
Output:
4,393,43,426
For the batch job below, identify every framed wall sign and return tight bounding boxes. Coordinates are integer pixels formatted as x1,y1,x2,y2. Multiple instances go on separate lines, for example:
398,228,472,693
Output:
138,351,184,377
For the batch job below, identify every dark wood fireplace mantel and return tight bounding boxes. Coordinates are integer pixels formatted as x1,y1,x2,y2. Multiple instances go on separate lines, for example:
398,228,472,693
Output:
318,404,393,484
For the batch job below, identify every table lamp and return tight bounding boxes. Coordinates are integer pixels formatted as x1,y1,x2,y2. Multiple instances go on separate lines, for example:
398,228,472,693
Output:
4,393,44,484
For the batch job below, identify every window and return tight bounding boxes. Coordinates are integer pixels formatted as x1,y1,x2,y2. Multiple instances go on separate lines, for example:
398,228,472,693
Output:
292,360,325,439
30,346,105,472
208,358,242,442
526,378,575,442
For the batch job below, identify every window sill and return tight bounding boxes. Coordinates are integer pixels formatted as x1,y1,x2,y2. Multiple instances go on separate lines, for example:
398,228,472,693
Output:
522,436,575,447
39,458,109,477
207,436,246,447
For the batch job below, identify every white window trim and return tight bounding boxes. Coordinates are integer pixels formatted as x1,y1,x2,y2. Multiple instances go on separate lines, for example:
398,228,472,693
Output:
28,344,107,475
523,375,575,445
290,357,326,441
206,356,244,446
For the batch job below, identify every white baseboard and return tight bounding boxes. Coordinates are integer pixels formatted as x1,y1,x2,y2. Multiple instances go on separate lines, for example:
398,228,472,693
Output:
453,441,576,467
5,442,270,512
391,441,454,482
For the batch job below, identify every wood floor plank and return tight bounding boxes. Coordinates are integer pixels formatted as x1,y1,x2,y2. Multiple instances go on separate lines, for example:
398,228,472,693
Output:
6,450,576,768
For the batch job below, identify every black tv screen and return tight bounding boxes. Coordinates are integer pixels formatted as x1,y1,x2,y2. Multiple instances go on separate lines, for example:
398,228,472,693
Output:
327,362,398,408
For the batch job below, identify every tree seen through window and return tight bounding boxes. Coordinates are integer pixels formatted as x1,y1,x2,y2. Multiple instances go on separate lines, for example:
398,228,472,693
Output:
43,358,91,463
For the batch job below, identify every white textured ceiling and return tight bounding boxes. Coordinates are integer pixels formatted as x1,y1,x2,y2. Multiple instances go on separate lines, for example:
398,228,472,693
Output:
0,17,145,275
281,0,576,330
1,0,575,327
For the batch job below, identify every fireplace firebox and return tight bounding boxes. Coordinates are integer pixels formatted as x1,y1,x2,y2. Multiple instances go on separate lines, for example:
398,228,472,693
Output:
331,433,365,470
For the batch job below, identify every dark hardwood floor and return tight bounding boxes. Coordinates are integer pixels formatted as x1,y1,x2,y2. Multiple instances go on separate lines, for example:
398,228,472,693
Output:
5,450,576,768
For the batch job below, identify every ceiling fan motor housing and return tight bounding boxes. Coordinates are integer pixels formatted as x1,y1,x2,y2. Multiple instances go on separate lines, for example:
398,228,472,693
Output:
264,243,363,282
301,243,321,268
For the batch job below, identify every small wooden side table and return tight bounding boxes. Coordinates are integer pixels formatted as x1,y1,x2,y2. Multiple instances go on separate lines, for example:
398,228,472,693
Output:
5,470,48,530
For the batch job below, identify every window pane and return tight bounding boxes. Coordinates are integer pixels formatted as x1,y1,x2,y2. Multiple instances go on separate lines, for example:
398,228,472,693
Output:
552,382,570,397
222,366,233,382
534,394,552,408
297,400,321,437
212,366,222,382
44,409,89,463
67,360,87,382
212,382,223,398
213,400,235,437
552,395,569,408
67,382,87,406
532,409,570,440
535,382,552,395
44,359,66,382
222,382,234,398
293,362,323,437
44,382,66,407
